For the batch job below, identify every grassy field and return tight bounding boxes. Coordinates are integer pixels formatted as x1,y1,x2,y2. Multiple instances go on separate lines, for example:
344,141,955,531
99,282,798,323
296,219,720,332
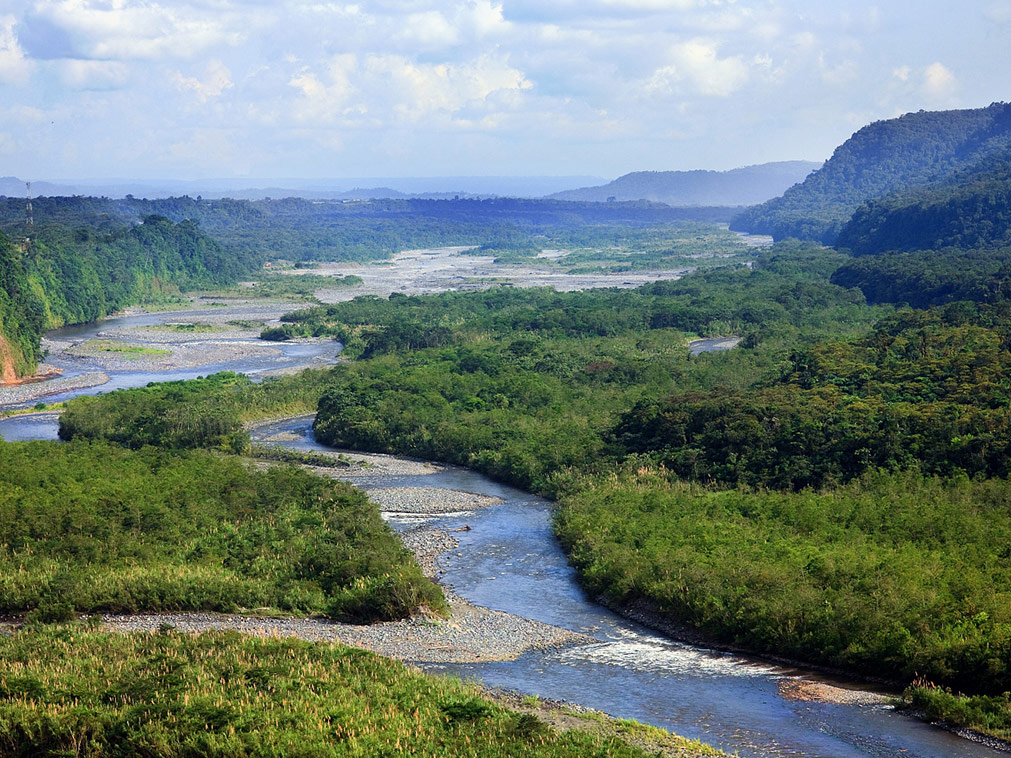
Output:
0,626,721,757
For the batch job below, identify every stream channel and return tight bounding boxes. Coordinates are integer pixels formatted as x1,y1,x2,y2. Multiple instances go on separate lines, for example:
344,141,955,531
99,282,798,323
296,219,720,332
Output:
0,305,1004,758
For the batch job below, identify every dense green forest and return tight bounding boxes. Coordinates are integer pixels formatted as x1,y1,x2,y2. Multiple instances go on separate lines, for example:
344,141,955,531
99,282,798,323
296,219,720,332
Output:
836,154,1011,254
732,102,1011,243
612,303,1011,488
279,249,1011,726
0,438,443,623
0,215,250,376
829,246,1011,307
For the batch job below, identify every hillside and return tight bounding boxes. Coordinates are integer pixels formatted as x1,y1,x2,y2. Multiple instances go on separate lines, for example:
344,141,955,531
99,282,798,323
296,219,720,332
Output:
836,153,1011,254
732,102,1011,243
547,161,818,205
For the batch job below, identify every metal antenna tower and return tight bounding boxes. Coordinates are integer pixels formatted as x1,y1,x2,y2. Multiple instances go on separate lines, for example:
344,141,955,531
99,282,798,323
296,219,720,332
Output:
25,181,34,233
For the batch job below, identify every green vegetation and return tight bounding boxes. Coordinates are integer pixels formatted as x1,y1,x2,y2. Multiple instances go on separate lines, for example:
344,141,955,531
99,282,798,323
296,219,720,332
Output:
732,102,1011,243
59,373,252,452
0,194,750,378
611,303,1011,488
247,444,353,469
461,221,751,271
144,322,224,333
61,240,1011,731
208,272,364,303
0,627,680,757
837,155,1011,255
0,214,256,377
556,469,1011,692
905,683,1011,741
830,246,1011,307
74,340,172,359
0,439,444,622
1,195,741,268
59,370,342,452
271,245,1011,727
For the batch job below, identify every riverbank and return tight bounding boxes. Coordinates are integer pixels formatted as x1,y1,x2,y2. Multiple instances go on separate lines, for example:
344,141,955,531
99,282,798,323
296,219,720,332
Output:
98,598,590,665
72,433,594,665
0,369,108,405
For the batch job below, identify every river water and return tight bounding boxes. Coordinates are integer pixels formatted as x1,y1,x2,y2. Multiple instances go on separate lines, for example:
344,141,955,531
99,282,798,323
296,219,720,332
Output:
0,291,1005,757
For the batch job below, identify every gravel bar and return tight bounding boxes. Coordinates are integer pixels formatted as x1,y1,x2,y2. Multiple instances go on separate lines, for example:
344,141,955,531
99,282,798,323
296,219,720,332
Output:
101,605,591,664
0,371,109,406
365,487,504,514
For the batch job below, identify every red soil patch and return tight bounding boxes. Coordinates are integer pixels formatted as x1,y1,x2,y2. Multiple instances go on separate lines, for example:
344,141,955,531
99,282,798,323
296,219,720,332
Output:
0,335,63,386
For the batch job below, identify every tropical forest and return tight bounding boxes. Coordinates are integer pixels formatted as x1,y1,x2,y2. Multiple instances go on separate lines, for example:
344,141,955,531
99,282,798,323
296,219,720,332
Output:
4,74,1011,758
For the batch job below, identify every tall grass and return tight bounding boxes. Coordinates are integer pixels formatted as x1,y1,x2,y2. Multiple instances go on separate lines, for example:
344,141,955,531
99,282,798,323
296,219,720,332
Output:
0,627,664,757
0,440,444,622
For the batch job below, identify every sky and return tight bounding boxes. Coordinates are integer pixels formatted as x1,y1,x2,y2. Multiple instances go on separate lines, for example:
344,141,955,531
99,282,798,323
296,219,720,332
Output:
0,0,1009,182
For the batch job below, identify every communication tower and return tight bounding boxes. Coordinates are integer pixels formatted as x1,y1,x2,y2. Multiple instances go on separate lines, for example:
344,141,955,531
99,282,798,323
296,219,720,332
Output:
25,181,34,233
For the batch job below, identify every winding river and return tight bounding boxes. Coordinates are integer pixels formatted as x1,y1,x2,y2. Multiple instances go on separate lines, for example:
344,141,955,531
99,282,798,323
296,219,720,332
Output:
0,305,1005,758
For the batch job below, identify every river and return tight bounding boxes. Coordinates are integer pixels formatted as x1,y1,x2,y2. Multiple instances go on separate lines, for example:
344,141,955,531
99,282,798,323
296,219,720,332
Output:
0,277,1005,757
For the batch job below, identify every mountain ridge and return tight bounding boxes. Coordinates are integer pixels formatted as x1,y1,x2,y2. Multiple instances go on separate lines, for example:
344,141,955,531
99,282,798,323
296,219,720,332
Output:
546,161,820,206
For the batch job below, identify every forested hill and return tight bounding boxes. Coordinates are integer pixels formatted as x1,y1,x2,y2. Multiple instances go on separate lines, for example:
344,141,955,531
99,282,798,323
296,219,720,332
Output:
836,153,1011,254
0,215,249,378
731,102,1011,243
547,161,818,205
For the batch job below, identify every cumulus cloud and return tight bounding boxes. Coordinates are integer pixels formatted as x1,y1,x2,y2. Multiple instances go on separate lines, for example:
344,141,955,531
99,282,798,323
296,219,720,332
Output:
172,60,233,102
646,39,749,97
0,0,1006,179
288,52,531,125
922,61,957,100
26,0,244,60
892,65,911,82
397,10,460,47
289,54,358,123
0,14,31,85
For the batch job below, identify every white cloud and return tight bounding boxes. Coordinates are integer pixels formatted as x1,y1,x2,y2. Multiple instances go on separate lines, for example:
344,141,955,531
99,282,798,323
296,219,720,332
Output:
57,58,128,89
30,0,244,60
0,14,31,85
369,53,532,117
892,65,910,82
922,61,957,100
289,54,358,123
288,52,531,126
397,10,460,47
646,39,749,97
172,60,233,102
820,58,858,86
463,0,509,37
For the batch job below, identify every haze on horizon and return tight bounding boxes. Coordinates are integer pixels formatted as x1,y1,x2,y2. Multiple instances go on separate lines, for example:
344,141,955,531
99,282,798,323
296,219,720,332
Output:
0,0,1009,183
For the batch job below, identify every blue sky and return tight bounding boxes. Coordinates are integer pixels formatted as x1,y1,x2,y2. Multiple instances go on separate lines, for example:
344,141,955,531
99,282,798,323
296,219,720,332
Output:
0,0,1009,181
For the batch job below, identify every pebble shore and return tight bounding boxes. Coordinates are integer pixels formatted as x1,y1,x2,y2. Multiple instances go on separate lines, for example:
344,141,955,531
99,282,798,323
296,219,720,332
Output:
0,369,108,406
101,601,590,664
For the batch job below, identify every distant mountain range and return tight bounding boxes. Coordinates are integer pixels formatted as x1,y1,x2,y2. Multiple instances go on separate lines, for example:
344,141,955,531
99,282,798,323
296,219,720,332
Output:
545,161,820,206
732,102,1011,244
0,176,606,201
